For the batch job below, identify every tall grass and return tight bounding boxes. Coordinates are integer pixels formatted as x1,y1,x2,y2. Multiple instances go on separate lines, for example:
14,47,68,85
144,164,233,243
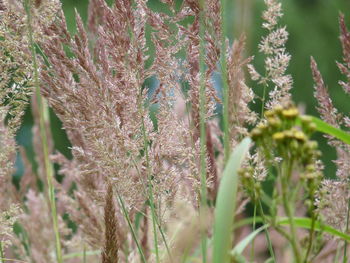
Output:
24,1,62,262
1,0,350,262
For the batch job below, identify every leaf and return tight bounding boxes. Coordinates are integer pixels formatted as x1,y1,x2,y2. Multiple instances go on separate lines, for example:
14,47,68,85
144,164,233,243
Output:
62,250,100,259
231,225,268,256
304,116,350,145
236,216,350,241
278,217,350,242
212,137,252,263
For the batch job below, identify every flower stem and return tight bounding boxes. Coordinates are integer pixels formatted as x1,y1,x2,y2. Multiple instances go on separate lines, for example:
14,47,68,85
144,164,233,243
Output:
24,1,62,262
117,192,147,263
0,241,4,263
139,103,160,263
342,195,350,263
220,0,230,164
199,0,208,261
257,200,276,262
281,160,301,263
250,202,257,261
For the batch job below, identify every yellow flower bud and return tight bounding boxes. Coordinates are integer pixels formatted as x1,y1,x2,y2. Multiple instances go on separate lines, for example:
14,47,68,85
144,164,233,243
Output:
267,117,281,128
264,110,275,118
282,107,299,118
273,132,285,140
294,131,306,141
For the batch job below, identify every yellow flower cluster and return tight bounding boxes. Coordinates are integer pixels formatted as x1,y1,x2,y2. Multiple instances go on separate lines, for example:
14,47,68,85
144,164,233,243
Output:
250,105,321,177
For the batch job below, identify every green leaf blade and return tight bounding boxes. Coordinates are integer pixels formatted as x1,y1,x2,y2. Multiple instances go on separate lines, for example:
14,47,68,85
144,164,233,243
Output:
305,116,350,145
213,137,251,263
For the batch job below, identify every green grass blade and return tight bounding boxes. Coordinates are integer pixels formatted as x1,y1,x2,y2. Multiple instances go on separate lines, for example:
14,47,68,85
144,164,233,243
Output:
0,242,4,263
235,216,350,242
278,217,350,242
343,198,350,263
117,193,147,263
24,1,62,262
305,116,350,145
213,137,251,263
234,217,264,230
62,250,100,259
231,224,268,256
198,0,208,261
0,259,28,263
220,0,230,164
265,258,275,263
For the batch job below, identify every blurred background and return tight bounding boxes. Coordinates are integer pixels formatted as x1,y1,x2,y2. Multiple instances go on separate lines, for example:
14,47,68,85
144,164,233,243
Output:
15,0,350,182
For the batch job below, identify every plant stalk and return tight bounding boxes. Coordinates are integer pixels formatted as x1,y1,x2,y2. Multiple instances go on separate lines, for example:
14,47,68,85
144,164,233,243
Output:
343,195,350,263
0,241,4,263
198,0,208,261
117,192,147,263
281,160,301,263
220,0,230,164
257,200,276,262
139,103,160,263
24,1,62,262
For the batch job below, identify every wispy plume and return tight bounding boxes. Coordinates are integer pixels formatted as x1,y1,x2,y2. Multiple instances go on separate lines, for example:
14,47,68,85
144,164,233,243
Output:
311,57,341,128
227,35,256,144
338,14,350,95
311,15,350,234
248,0,292,109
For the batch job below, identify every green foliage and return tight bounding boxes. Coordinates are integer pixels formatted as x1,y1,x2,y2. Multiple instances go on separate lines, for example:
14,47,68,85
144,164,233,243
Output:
305,115,350,145
213,138,251,263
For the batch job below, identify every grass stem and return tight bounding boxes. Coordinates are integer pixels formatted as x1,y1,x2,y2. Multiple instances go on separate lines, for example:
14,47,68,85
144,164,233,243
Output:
257,200,276,262
117,192,147,263
198,0,208,261
24,1,62,262
139,106,160,263
0,241,4,263
342,196,350,263
220,0,230,164
250,202,257,262
281,160,301,263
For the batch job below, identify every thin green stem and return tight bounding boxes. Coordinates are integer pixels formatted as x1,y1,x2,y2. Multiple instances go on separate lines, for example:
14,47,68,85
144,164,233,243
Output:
156,218,172,262
83,243,86,263
117,192,147,263
343,196,350,263
185,102,202,208
304,210,316,262
0,241,4,263
24,1,62,262
0,258,28,263
257,200,276,262
139,111,160,263
280,161,301,263
250,202,257,262
260,84,267,118
220,0,230,164
198,0,208,261
129,1,171,256
304,182,318,263
198,1,207,206
62,250,100,260
334,241,342,262
138,99,172,262
131,156,172,261
291,181,302,204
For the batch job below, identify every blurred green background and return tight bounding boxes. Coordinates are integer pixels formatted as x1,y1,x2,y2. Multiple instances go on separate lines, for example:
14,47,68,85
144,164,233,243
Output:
15,0,350,181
